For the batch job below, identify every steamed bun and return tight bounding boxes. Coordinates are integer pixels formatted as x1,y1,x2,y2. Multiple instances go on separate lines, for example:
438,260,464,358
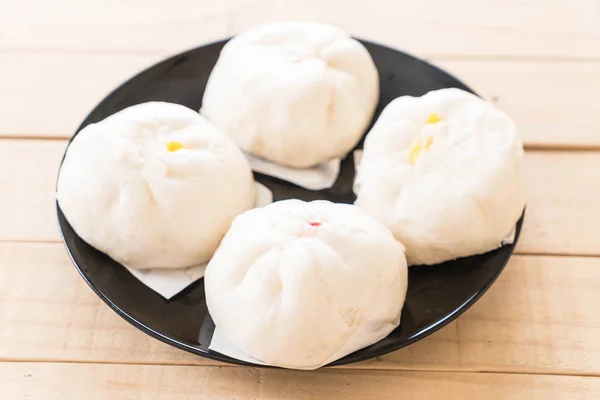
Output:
355,88,526,265
205,199,408,369
201,21,379,168
57,102,255,269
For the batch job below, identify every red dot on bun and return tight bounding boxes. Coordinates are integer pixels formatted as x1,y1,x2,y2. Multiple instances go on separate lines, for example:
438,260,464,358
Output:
309,221,321,227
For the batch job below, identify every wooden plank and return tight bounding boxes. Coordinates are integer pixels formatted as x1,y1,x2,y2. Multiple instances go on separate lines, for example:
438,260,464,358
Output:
1,138,599,255
0,0,230,55
0,140,66,242
436,59,600,149
230,0,600,59
518,151,600,256
1,53,599,147
2,362,599,399
0,53,160,138
1,241,600,375
1,0,599,58
0,241,200,366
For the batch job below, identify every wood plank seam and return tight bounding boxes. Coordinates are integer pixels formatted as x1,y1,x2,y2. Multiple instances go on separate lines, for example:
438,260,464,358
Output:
3,359,600,379
3,357,600,379
7,239,600,259
4,47,600,63
4,135,600,152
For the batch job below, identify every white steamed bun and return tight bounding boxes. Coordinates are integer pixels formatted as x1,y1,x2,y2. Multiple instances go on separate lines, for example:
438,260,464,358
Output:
201,21,379,168
355,88,526,265
57,102,255,269
205,199,408,369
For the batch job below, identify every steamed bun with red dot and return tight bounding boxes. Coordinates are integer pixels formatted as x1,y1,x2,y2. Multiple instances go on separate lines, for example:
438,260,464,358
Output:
355,88,526,265
204,199,408,369
56,102,255,269
201,21,379,168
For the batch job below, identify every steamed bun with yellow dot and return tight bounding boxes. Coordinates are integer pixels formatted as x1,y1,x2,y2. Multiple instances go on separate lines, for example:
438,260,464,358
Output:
355,88,526,265
57,102,255,269
205,200,408,369
201,21,379,168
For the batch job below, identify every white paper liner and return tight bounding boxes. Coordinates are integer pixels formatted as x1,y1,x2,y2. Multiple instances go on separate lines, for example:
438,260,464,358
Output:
246,153,340,190
209,317,399,370
353,149,364,168
124,182,273,299
500,227,516,245
209,327,267,366
126,263,207,299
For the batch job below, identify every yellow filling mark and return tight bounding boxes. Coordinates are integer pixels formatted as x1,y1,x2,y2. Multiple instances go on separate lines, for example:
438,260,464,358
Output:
427,113,442,124
408,114,441,164
408,135,434,165
167,141,184,152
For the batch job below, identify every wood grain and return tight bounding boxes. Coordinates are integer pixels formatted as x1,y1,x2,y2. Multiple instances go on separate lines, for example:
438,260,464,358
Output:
0,140,65,242
2,138,599,256
518,151,600,256
2,241,599,376
2,362,600,399
437,59,600,149
1,0,599,59
2,54,600,148
0,53,160,138
0,0,230,55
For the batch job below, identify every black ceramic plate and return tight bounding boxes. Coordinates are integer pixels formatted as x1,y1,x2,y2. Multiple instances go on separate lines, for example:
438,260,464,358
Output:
58,39,524,367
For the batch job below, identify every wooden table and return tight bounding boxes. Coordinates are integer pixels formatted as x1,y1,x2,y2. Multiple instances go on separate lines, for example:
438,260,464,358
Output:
2,1,600,398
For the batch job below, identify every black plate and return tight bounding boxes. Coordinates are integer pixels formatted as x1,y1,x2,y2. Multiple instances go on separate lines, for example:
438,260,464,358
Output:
58,39,524,367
